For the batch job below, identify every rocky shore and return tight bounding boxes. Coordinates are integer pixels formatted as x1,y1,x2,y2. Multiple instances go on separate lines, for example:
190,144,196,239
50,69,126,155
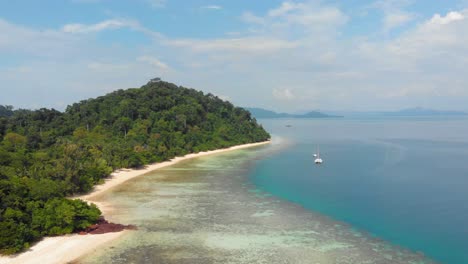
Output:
79,217,137,235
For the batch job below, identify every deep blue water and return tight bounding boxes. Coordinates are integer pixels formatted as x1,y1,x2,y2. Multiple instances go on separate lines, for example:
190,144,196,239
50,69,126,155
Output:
251,117,468,264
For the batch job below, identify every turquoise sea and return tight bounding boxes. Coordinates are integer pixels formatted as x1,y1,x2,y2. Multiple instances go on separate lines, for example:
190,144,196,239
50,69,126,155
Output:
82,117,467,263
253,117,468,264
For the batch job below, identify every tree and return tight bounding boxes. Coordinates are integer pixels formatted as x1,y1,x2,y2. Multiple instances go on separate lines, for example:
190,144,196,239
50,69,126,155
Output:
3,133,27,151
114,117,132,138
0,105,14,117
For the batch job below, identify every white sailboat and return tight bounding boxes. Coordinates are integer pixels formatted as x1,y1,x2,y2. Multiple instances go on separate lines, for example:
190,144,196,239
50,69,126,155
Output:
314,146,323,164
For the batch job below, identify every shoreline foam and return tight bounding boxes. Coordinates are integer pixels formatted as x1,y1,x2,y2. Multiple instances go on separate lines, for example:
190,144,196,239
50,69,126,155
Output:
0,141,270,264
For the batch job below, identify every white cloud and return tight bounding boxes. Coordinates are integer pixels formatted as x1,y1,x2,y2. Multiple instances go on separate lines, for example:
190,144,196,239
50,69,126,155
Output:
387,10,468,56
0,19,84,57
201,5,222,10
146,0,166,8
137,56,171,71
268,2,301,17
172,1,346,58
371,0,415,32
287,7,347,27
167,37,299,53
383,12,414,31
241,12,265,25
62,19,139,33
347,9,468,106
0,18,171,109
86,57,171,77
273,88,295,101
265,1,348,29
3,2,468,112
428,11,464,25
371,0,413,11
87,62,131,72
379,84,439,99
239,1,348,40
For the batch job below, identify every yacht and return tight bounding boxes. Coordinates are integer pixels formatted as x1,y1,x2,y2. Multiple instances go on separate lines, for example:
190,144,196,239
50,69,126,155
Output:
314,146,323,164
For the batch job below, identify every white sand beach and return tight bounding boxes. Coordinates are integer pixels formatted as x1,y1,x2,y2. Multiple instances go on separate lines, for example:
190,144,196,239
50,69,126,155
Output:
0,141,270,264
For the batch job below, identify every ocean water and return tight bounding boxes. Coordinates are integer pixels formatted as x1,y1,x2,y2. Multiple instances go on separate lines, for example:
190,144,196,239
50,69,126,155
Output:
252,117,468,264
79,118,450,263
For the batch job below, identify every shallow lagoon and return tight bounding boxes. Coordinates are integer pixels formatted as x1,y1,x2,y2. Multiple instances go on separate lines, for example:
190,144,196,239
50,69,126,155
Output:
81,138,434,264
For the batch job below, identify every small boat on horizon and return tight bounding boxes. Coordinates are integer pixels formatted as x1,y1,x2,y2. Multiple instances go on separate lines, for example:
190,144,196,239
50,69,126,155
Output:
314,146,323,164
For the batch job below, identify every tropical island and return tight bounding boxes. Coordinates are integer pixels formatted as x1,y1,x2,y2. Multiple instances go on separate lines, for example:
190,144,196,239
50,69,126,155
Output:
0,80,270,255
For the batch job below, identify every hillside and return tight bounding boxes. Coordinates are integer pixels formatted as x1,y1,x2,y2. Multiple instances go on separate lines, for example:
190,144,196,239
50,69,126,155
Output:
246,107,342,119
0,81,270,254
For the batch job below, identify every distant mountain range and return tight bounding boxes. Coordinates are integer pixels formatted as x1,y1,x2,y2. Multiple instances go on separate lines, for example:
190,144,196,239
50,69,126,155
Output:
246,107,467,119
381,107,468,116
245,107,342,119
328,107,468,117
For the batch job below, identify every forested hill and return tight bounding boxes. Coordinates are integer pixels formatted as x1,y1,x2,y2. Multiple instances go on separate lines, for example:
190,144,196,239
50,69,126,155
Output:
0,81,270,254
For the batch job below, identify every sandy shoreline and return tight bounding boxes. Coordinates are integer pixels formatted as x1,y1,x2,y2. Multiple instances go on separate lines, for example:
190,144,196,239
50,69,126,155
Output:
0,141,270,264
79,140,270,202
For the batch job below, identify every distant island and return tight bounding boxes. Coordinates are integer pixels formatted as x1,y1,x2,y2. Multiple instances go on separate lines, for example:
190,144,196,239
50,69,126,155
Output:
329,107,468,118
245,107,342,119
381,107,468,117
0,80,270,254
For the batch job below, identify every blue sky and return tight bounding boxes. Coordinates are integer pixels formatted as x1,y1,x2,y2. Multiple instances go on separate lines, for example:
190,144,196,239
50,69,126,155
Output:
1,0,468,111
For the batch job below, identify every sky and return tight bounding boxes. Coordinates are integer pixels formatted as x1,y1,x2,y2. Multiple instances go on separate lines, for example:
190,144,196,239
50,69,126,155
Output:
1,0,468,112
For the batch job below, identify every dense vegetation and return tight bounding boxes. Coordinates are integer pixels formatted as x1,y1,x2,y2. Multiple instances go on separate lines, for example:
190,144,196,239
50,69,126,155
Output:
0,81,270,254
0,105,14,118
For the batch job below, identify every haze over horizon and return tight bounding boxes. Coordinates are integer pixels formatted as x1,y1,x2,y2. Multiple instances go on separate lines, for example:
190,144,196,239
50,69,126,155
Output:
1,0,468,112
